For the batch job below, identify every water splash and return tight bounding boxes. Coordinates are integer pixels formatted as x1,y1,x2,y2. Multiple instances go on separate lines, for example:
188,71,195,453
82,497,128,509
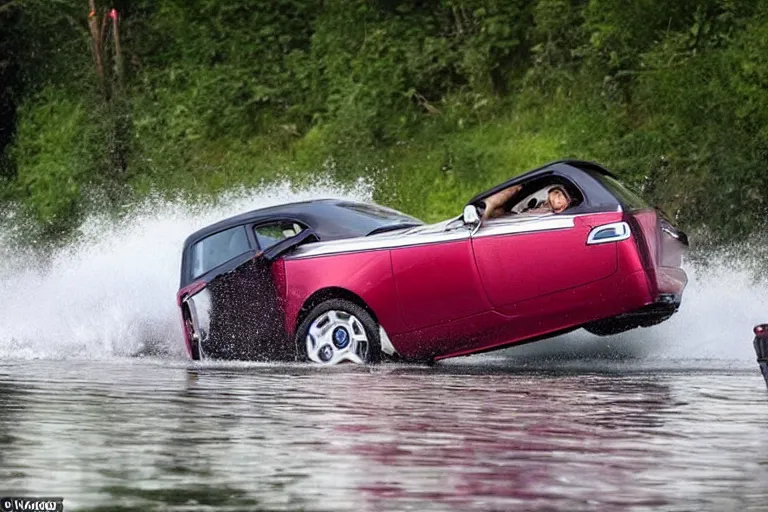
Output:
0,181,372,360
0,185,763,362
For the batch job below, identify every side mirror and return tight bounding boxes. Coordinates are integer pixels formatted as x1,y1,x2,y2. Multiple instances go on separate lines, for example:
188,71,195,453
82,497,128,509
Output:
463,205,480,225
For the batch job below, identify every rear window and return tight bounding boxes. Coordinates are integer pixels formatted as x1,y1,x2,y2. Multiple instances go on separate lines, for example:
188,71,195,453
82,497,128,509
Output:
599,175,651,210
190,225,250,279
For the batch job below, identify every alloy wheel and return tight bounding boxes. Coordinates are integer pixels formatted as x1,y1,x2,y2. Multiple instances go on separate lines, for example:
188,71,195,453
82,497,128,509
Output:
305,310,370,365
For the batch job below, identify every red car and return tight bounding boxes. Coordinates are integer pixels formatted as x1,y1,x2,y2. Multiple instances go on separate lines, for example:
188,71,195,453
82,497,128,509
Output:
178,160,689,365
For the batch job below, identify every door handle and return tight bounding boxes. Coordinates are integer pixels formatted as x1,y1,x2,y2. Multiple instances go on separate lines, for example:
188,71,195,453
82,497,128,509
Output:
587,222,631,245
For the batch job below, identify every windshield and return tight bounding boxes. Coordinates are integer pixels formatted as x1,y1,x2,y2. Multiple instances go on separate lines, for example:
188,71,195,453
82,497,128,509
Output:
330,202,424,236
337,202,420,222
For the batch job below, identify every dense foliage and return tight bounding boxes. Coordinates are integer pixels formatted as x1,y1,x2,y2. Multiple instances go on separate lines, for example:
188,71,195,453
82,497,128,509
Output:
1,0,767,243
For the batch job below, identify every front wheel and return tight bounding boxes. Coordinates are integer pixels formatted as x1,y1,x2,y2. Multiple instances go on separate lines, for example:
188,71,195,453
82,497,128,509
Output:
295,299,382,365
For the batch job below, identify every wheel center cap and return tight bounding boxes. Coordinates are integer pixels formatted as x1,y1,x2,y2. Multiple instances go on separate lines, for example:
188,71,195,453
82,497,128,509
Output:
332,327,350,349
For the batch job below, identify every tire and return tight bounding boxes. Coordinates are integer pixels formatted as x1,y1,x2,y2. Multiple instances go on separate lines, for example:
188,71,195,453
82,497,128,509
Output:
190,341,201,361
295,299,382,365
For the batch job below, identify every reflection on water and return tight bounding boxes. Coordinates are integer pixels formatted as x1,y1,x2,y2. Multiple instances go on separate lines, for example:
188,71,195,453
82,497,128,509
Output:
0,359,767,511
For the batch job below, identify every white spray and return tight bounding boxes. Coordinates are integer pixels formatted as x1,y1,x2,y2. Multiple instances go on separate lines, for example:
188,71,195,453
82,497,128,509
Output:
0,181,372,360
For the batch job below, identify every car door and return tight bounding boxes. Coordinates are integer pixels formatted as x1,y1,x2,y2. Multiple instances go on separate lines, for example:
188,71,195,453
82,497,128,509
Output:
181,222,317,360
470,213,619,315
391,226,491,331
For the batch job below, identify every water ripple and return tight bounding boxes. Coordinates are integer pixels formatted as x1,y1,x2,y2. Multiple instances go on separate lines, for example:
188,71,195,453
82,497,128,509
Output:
1,359,767,511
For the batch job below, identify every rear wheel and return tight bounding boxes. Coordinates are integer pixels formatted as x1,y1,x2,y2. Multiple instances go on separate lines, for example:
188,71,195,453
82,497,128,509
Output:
295,299,382,365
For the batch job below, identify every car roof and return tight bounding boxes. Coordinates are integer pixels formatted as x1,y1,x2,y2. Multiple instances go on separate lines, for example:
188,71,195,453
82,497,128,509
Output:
179,197,425,288
181,198,418,251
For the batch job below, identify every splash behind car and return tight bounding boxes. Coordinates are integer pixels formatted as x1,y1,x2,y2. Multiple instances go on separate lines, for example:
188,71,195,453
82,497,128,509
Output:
177,160,689,365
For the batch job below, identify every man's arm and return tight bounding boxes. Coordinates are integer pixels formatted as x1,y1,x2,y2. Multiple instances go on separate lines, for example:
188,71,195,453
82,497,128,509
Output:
482,184,522,220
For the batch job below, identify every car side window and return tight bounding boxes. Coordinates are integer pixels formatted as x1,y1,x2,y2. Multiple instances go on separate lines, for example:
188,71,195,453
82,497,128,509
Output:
190,225,251,279
509,180,581,214
254,221,305,251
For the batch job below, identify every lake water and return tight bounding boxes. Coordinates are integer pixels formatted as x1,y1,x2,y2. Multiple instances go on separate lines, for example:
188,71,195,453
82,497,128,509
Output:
1,355,766,512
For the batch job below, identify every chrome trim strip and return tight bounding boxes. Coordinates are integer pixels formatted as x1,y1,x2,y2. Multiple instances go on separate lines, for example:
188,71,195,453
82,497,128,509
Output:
586,221,631,245
473,216,575,238
288,230,470,259
288,214,586,259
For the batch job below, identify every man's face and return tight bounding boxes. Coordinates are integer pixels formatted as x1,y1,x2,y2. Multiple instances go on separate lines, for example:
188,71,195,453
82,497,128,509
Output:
548,189,568,213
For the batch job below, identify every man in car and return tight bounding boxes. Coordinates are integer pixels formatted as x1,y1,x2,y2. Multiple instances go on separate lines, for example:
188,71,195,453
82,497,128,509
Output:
482,184,571,220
